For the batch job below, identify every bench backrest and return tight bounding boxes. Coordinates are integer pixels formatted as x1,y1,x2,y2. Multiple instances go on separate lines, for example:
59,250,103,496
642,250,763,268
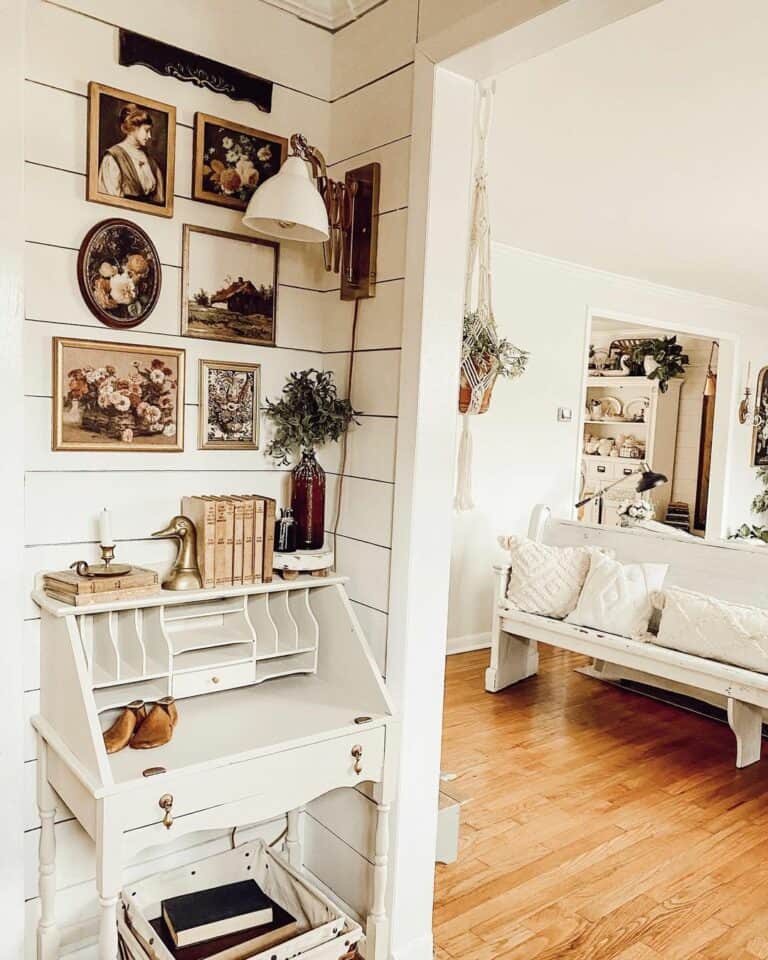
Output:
529,505,768,611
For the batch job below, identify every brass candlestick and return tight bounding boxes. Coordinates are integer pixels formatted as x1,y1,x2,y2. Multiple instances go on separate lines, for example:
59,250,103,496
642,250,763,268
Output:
71,544,132,578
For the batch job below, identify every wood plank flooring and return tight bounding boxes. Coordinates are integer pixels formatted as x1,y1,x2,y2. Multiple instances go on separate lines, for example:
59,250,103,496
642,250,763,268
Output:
434,647,768,959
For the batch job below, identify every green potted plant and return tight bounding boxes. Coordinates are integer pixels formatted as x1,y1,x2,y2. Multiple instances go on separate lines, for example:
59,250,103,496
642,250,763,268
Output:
265,369,358,550
630,335,689,393
459,310,528,413
731,466,768,543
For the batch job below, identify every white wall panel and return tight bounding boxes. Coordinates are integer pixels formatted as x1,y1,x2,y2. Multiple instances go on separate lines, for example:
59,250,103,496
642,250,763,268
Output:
322,279,405,352
328,139,411,215
350,602,388,675
303,814,373,920
325,350,401,417
335,537,391,612
320,415,398,484
330,66,414,163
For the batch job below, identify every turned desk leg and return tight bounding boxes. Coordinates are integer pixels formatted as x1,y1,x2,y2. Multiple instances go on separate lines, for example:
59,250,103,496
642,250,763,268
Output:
285,808,302,869
96,805,121,960
36,739,61,960
366,799,390,960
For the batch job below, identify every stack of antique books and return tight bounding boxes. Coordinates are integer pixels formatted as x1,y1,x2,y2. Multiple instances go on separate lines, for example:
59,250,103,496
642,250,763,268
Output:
182,495,276,589
42,566,160,606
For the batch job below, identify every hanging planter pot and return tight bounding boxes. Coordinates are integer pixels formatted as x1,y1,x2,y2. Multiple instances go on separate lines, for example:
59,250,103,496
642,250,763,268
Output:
458,367,498,414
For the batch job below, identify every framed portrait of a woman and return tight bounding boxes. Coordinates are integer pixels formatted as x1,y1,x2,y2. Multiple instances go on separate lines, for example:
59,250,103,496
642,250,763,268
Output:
87,82,176,218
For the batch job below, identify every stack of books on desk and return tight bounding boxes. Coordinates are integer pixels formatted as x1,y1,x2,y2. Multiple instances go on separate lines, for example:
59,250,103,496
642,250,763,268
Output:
182,495,276,590
150,879,298,960
42,566,159,606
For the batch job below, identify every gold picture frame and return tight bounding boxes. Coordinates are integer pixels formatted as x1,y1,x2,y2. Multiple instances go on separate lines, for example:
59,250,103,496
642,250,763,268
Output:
752,365,768,466
53,337,185,452
192,112,287,211
87,81,176,219
181,224,278,346
198,359,260,450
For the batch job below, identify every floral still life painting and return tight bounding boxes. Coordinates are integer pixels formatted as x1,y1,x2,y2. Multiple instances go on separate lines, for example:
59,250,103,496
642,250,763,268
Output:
77,219,162,329
199,360,260,450
192,113,287,211
182,225,278,346
53,337,184,452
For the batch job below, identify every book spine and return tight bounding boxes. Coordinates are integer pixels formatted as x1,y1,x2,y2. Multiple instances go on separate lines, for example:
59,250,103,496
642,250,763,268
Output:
232,498,245,586
213,499,229,587
252,500,265,583
222,499,235,586
241,498,255,585
43,569,158,594
263,498,276,583
44,585,160,606
182,497,216,589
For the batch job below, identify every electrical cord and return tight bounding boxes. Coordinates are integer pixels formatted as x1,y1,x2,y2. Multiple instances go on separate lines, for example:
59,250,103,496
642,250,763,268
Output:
330,298,360,567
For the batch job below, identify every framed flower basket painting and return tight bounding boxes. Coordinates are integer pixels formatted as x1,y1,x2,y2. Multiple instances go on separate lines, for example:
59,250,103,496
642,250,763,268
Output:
77,218,161,329
53,337,185,452
181,224,278,346
192,113,287,211
199,359,260,450
87,82,176,218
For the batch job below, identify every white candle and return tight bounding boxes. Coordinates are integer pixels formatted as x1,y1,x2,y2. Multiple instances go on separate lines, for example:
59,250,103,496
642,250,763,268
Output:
99,508,114,548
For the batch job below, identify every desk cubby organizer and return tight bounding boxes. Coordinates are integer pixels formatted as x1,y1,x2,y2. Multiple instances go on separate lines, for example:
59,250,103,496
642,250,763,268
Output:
32,574,397,960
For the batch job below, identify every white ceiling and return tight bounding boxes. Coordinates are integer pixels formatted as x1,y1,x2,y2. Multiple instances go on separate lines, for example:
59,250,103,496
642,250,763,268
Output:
489,0,768,308
262,0,383,29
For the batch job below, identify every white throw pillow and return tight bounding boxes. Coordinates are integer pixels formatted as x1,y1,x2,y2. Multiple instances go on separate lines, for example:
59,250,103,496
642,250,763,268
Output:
654,587,768,674
565,553,668,639
499,536,598,620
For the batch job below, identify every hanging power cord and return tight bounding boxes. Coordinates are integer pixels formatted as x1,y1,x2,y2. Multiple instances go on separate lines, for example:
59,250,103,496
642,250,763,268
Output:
330,298,361,568
230,823,289,850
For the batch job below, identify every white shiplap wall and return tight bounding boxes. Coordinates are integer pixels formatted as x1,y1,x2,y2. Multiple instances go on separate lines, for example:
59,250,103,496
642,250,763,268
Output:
22,0,336,952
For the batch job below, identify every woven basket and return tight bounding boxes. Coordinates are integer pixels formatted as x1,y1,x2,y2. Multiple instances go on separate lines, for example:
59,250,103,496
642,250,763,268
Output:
81,410,153,440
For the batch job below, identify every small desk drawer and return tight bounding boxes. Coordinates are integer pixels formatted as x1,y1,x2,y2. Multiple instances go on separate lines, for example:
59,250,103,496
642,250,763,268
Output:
172,661,254,699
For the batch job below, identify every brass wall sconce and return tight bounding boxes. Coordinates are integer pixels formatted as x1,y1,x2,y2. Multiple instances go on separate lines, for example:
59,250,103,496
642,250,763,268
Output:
243,133,380,301
738,362,765,427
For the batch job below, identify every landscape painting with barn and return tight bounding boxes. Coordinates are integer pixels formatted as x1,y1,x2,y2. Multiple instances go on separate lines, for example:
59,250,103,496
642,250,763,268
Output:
182,224,278,346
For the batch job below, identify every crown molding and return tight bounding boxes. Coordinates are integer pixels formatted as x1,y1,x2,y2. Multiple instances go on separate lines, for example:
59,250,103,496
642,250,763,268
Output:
261,0,383,30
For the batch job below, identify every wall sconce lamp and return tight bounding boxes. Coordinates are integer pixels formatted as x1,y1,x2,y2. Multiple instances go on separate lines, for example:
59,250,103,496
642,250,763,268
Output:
738,362,766,427
243,133,380,301
575,463,668,526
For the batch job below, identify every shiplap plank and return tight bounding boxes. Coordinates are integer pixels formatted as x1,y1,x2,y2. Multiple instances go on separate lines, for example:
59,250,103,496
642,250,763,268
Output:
24,470,289,547
325,474,394,549
325,350,401,417
23,619,41,692
306,787,376,860
25,163,333,292
330,66,414,164
50,0,333,101
303,814,373,919
26,1,331,144
335,538,390,613
23,761,72,832
331,0,418,100
323,280,405,352
328,138,411,215
319,415,398,484
24,691,40,763
25,241,327,352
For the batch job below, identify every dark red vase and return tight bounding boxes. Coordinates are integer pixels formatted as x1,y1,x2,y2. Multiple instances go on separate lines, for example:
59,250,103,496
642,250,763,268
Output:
291,449,326,549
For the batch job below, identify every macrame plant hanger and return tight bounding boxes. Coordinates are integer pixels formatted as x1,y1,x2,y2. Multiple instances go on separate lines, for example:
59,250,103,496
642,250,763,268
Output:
454,80,526,510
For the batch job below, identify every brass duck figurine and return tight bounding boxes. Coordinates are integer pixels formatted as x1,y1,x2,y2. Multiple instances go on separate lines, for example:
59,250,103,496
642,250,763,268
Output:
152,515,203,591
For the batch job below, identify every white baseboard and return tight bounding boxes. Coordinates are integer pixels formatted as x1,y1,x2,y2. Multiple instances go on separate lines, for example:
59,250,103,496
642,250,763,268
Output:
446,632,491,655
391,932,434,960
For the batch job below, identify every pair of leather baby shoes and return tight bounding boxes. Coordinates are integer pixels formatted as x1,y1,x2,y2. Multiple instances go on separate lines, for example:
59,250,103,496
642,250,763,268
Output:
103,697,178,754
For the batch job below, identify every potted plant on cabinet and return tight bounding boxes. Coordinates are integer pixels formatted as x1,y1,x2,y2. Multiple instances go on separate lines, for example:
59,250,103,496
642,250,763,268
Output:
265,369,358,550
459,309,529,413
631,335,689,393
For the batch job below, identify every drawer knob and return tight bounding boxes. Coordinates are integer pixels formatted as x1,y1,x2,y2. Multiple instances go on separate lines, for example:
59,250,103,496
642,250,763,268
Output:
211,676,220,684
351,744,363,775
159,794,174,829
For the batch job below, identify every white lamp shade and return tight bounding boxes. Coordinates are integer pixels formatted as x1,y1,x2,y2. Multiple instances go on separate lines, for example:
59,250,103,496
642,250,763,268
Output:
242,156,329,242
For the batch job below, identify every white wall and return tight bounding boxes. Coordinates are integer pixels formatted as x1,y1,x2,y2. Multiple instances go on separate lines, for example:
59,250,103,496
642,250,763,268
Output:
447,244,768,646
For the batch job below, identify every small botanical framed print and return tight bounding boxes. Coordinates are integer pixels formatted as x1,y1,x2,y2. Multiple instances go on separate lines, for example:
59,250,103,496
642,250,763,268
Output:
77,218,161,328
87,82,176,218
192,113,287,211
53,337,184,452
199,359,260,450
181,224,278,346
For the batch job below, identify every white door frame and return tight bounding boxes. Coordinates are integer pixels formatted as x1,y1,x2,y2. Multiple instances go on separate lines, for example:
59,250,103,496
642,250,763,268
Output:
386,3,663,958
0,0,26,953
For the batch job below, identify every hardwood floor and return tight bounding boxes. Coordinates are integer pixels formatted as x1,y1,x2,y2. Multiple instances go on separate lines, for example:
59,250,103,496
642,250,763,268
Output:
434,647,768,960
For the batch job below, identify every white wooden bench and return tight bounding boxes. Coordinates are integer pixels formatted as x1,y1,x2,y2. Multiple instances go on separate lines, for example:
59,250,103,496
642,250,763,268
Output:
488,505,768,768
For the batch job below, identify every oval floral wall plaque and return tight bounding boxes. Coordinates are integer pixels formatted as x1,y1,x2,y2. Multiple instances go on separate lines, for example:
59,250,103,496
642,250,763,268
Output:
77,218,162,329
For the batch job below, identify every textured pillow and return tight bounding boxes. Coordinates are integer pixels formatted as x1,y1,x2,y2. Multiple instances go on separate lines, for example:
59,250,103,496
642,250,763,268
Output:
654,587,768,673
499,537,597,619
565,553,668,639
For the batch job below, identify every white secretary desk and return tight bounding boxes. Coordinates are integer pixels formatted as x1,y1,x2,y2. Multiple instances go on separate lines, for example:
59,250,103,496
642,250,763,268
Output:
31,574,397,960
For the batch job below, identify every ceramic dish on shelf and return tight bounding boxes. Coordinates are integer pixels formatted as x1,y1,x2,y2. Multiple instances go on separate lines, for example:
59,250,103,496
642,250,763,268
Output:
600,369,631,378
600,396,623,419
625,397,650,422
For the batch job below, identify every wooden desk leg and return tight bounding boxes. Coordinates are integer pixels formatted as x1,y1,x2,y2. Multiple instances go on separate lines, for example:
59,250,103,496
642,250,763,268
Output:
366,798,390,960
36,739,61,960
96,804,121,960
285,808,302,869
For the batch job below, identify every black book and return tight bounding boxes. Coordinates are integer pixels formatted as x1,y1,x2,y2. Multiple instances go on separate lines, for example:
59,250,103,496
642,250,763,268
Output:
149,904,300,960
161,880,276,948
